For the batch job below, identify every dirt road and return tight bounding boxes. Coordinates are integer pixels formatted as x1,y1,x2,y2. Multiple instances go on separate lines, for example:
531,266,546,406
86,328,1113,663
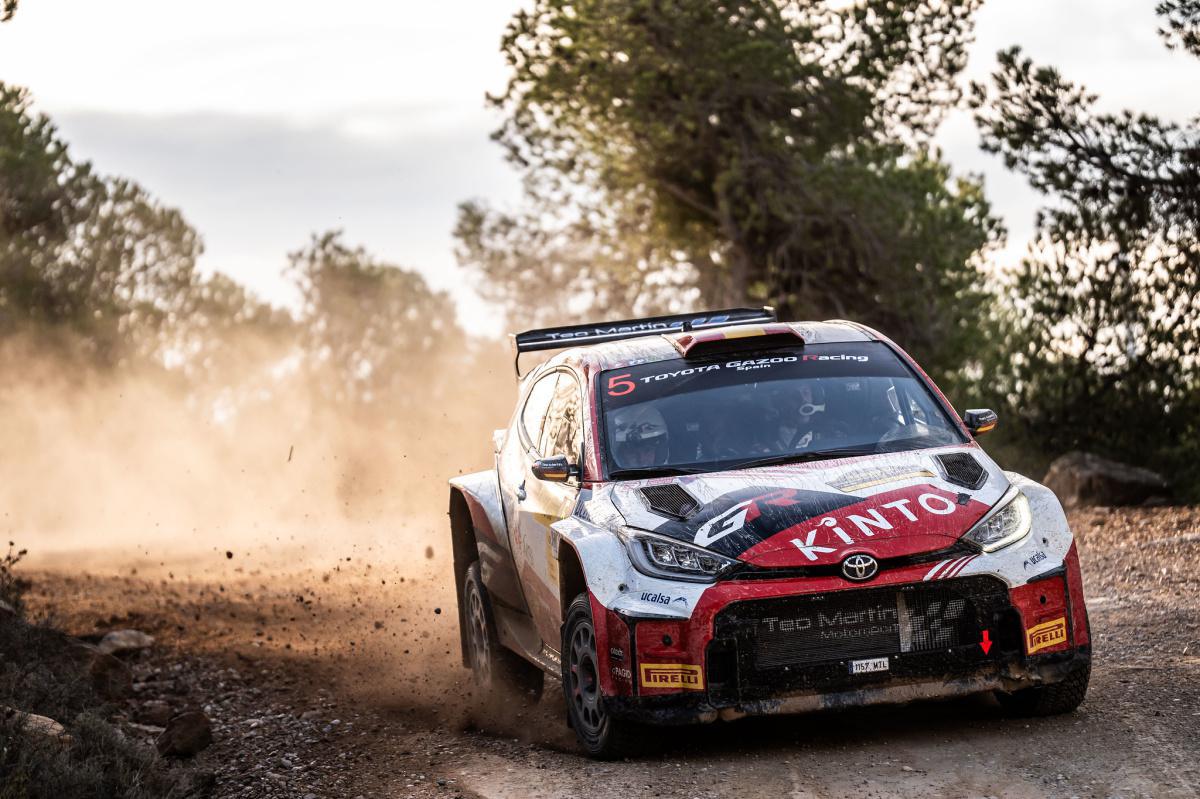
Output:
23,506,1200,799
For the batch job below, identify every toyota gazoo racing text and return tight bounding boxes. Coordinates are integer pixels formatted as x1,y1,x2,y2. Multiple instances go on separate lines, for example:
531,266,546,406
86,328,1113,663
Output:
447,308,1091,758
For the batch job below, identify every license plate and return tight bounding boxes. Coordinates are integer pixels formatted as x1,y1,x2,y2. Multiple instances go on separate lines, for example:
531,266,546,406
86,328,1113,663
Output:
849,657,890,674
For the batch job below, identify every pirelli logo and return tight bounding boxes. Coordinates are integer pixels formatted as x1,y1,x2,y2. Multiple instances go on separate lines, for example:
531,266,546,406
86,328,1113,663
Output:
639,663,704,691
1026,617,1068,654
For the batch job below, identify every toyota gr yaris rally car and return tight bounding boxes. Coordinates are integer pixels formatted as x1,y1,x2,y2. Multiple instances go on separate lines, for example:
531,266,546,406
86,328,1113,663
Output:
448,308,1090,758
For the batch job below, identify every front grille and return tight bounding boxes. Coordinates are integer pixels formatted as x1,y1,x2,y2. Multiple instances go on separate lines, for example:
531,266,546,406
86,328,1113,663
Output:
708,576,1019,700
935,452,987,490
639,484,700,519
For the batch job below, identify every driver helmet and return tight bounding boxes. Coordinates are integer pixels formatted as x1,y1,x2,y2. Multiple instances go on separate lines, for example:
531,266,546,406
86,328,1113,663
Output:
612,405,669,467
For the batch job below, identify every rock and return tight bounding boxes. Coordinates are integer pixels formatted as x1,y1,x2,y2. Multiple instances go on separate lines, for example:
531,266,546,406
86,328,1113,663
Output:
89,650,134,699
0,598,16,620
63,640,133,699
98,629,155,656
136,700,174,727
1043,452,1170,508
156,710,213,757
2,706,72,746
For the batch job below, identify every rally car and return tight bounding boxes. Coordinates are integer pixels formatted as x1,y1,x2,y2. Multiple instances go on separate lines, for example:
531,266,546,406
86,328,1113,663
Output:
448,308,1090,758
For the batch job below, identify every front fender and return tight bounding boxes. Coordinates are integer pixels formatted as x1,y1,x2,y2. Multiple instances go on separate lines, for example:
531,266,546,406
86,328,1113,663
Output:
553,514,716,700
449,470,527,616
449,470,507,547
948,471,1074,589
552,516,712,620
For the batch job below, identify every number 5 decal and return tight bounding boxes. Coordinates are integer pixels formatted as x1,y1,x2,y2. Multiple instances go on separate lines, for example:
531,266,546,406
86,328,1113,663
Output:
607,373,635,397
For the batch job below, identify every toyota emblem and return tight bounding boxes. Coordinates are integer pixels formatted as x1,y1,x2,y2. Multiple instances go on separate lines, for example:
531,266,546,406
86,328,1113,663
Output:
842,553,879,581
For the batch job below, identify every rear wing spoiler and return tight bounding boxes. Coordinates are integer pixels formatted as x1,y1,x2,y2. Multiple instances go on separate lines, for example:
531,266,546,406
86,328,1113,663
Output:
511,307,776,376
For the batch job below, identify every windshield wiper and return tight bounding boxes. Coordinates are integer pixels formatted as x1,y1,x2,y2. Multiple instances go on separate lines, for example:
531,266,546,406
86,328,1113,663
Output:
609,465,708,480
730,446,882,471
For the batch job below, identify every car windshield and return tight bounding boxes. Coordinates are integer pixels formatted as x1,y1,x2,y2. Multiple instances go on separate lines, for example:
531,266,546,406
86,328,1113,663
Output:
599,342,965,477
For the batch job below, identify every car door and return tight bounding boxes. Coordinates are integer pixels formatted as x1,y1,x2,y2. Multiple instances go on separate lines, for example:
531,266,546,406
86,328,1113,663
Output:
493,371,559,613
514,370,585,647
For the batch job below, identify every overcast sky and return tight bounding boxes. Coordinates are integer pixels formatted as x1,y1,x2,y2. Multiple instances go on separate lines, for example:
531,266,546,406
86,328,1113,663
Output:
1,1,1197,336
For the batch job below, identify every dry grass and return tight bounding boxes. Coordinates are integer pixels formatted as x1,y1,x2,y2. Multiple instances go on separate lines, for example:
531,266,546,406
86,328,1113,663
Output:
0,570,210,799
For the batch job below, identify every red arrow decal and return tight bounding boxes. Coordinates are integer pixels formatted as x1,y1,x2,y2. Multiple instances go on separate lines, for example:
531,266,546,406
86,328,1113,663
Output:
980,630,993,655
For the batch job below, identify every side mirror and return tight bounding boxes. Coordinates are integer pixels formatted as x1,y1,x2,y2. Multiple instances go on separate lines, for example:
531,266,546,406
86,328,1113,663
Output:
532,455,580,483
963,408,999,436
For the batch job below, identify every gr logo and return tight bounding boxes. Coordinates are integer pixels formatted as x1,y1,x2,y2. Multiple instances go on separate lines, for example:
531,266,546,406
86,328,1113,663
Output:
694,499,754,547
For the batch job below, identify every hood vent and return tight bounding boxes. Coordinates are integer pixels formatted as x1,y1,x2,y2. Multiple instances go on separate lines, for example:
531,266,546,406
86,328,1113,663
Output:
639,484,700,520
934,452,987,490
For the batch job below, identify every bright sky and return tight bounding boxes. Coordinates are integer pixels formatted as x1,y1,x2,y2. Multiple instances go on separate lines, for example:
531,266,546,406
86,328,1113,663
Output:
1,1,1197,336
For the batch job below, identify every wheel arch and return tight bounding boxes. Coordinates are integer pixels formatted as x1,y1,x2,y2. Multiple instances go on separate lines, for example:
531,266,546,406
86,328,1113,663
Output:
448,487,478,667
558,540,587,619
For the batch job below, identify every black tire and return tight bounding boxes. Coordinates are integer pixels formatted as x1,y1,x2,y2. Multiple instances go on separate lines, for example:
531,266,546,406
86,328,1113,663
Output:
561,594,648,759
996,661,1090,716
462,561,544,703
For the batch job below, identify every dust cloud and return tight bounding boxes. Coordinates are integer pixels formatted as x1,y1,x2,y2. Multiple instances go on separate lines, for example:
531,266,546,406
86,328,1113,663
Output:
1,332,513,568
2,328,523,724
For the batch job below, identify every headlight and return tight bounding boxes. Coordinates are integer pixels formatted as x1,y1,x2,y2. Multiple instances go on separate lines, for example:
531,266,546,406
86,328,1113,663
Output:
617,527,739,582
964,487,1032,552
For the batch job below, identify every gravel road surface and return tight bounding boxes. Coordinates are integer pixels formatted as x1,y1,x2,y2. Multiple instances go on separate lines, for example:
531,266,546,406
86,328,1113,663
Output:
24,506,1200,799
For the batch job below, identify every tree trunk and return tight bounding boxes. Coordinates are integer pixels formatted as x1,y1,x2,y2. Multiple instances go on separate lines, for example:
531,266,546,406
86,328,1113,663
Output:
724,243,751,307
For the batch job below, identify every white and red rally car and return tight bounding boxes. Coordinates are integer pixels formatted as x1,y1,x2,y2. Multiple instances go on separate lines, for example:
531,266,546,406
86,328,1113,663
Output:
448,308,1090,758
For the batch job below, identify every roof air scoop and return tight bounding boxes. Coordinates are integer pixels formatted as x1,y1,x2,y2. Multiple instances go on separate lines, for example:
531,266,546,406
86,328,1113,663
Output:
670,323,804,358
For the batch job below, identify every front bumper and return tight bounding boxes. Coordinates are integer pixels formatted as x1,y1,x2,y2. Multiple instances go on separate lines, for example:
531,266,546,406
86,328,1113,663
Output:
605,648,1090,724
594,548,1092,725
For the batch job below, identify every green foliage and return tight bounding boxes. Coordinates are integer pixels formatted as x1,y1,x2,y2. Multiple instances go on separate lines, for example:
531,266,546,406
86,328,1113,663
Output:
454,194,701,329
1158,0,1200,55
0,82,206,364
0,79,501,454
972,7,1200,496
288,230,457,408
0,84,77,241
458,0,1000,391
0,81,302,388
0,82,501,525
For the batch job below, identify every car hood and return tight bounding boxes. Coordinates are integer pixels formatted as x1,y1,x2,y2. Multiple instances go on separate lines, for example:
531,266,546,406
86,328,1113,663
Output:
607,445,1009,568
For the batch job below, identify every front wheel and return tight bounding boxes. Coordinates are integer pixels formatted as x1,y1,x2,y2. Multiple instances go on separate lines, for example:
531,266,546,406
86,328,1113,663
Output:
462,561,544,703
561,594,646,759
